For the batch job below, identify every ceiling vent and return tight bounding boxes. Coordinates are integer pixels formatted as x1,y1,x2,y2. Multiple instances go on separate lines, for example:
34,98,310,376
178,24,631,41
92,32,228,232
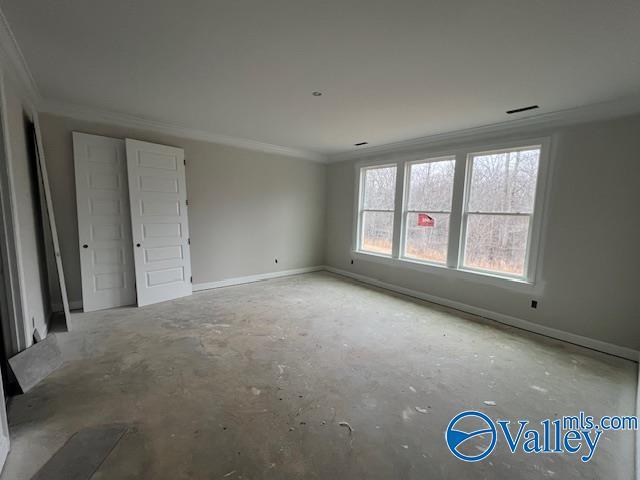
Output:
506,105,539,114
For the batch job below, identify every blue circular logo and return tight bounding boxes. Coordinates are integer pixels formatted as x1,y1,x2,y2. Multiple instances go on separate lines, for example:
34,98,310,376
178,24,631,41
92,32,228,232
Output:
445,411,497,462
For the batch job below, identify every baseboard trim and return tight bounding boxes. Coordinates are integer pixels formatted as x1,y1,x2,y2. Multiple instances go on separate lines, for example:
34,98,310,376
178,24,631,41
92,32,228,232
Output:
324,266,640,362
52,300,82,312
193,266,325,292
53,266,639,362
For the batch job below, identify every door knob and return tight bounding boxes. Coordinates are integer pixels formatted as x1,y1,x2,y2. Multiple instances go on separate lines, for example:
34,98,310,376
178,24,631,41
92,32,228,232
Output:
82,244,88,248
136,243,141,247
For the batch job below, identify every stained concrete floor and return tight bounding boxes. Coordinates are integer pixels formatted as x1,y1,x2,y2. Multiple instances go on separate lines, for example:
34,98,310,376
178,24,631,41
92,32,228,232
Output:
1,272,637,479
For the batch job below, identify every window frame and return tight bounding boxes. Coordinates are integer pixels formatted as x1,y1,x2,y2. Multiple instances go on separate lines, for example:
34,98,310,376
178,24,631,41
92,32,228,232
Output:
399,155,456,266
355,163,398,257
352,137,551,288
459,145,543,280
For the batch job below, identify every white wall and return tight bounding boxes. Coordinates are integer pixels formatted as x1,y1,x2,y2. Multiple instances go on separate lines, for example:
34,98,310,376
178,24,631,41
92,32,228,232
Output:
326,114,640,353
1,76,49,348
39,111,640,355
38,113,327,307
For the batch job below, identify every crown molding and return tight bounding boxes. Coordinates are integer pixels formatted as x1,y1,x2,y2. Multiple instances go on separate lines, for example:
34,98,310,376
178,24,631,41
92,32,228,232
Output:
39,99,327,162
0,5,325,162
3,0,639,165
328,95,640,162
0,7,40,106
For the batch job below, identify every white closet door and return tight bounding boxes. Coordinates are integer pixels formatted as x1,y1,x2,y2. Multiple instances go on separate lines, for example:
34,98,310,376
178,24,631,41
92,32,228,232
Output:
125,139,192,307
73,133,136,312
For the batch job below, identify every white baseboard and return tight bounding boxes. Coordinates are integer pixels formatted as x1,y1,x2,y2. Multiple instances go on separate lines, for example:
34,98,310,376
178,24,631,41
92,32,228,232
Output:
53,268,324,311
51,300,83,312
51,266,639,362
325,266,640,362
193,266,325,292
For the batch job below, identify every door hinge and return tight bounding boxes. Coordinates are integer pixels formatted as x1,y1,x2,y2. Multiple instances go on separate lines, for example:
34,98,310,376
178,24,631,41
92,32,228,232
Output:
188,238,191,245
186,199,189,206
190,276,193,283
184,158,186,166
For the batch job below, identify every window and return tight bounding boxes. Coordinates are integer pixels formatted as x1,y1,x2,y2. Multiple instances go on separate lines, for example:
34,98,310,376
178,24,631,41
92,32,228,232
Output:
358,165,397,255
354,140,547,284
402,157,455,264
462,146,540,277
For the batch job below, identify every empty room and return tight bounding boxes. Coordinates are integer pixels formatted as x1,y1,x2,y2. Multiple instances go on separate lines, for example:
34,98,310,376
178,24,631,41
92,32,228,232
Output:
0,0,637,478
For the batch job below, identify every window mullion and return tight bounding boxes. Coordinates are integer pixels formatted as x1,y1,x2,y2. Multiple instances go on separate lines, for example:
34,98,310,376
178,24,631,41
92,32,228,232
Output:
391,161,405,259
447,153,467,269
357,210,364,251
466,211,531,216
407,210,451,214
353,167,364,251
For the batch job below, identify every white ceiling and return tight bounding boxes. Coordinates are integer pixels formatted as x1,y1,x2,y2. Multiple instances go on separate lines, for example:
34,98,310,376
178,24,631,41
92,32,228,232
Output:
2,0,640,157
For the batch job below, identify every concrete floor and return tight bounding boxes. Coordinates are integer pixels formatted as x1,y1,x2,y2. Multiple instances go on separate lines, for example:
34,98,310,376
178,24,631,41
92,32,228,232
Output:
1,272,636,479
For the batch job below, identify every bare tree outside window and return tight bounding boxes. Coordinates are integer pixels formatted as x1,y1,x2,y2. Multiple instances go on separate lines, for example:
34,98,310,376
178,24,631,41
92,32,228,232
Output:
403,157,455,263
359,165,397,255
356,142,545,282
463,147,540,276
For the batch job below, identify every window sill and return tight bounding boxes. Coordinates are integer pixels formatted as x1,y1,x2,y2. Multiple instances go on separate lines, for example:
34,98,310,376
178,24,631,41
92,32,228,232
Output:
351,250,540,293
355,249,393,260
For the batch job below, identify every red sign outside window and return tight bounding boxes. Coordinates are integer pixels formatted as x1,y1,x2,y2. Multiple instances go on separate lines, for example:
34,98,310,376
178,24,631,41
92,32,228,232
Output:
417,213,435,227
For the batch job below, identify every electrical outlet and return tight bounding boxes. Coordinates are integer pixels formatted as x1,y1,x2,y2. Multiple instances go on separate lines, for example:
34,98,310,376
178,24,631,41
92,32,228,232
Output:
274,259,278,264
350,259,354,265
531,300,538,309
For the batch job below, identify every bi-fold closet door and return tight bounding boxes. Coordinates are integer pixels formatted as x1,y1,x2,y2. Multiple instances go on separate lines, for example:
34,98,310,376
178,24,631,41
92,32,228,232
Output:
125,139,192,307
73,133,136,311
73,133,192,312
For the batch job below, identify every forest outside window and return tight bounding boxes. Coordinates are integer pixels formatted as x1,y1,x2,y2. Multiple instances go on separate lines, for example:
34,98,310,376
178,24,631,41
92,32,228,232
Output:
402,156,455,264
461,146,541,277
355,140,546,283
358,165,397,256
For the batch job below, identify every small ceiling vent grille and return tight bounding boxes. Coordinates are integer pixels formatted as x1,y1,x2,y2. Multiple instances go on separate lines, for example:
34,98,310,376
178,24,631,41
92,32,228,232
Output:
506,105,539,114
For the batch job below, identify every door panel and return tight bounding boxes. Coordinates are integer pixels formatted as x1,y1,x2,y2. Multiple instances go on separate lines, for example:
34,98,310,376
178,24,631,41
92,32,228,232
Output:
73,133,136,312
125,139,192,306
